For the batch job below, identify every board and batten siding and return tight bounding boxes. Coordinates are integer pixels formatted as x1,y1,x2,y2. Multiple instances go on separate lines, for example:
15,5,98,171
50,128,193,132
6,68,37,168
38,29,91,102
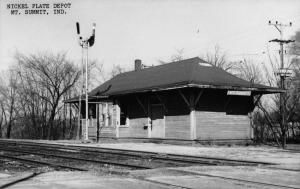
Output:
195,111,251,140
165,115,190,139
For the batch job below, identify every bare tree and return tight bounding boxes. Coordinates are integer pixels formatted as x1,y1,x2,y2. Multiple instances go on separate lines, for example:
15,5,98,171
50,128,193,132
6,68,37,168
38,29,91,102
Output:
15,52,80,139
230,50,299,147
158,48,185,65
289,31,300,57
170,48,185,62
231,58,275,144
233,58,264,84
0,104,3,138
0,68,21,138
110,64,125,78
202,45,234,71
233,39,300,147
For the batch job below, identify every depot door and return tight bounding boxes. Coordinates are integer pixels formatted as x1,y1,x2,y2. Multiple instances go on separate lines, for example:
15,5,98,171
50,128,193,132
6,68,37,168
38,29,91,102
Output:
150,105,165,138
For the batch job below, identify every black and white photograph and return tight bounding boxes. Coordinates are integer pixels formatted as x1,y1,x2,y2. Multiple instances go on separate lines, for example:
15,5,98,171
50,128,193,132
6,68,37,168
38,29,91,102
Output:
0,0,299,188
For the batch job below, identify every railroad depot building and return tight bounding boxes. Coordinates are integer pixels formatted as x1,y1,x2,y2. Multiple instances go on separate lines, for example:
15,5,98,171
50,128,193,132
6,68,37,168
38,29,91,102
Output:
66,57,281,142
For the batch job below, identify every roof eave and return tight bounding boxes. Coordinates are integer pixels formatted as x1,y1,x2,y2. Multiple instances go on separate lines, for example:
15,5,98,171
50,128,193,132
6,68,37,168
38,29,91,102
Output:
107,83,283,96
63,95,109,103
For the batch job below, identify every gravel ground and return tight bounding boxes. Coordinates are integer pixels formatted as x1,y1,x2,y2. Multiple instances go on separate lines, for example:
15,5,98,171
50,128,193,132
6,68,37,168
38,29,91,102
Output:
1,139,299,189
78,142,300,169
4,139,300,168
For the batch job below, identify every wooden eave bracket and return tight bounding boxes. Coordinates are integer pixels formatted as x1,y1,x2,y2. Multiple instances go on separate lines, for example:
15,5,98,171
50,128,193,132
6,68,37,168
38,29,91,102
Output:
72,103,79,109
178,89,191,109
154,93,168,112
135,95,148,116
253,94,262,107
178,89,204,110
194,89,204,106
224,96,231,110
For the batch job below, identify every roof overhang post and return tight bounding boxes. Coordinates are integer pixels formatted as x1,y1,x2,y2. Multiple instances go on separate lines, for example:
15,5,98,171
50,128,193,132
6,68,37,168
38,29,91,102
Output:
178,89,202,140
147,94,151,138
189,89,197,140
114,100,120,138
190,108,196,140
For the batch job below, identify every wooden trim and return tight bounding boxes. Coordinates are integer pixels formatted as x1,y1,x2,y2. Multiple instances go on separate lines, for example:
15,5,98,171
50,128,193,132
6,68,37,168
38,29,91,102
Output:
163,114,166,139
135,95,147,116
108,83,283,97
147,96,151,138
104,103,109,127
97,136,253,141
253,94,262,107
189,90,195,108
224,96,231,110
248,112,254,139
154,93,168,112
190,109,196,140
178,89,191,108
87,102,103,104
126,117,130,127
72,103,79,109
194,89,204,106
115,101,120,138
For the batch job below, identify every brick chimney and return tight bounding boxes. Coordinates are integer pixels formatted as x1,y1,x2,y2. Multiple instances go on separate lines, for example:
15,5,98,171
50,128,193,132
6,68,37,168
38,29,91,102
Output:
134,59,142,71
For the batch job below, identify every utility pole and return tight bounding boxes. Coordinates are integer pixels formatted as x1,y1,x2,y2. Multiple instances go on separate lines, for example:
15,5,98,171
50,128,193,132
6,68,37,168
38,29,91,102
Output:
76,22,96,141
268,20,294,148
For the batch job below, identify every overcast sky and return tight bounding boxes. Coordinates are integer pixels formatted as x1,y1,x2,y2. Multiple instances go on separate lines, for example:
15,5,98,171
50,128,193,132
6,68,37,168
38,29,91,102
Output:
0,0,299,73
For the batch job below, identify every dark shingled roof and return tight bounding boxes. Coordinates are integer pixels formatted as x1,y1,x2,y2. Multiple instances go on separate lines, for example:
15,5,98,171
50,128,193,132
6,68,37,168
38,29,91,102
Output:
88,57,281,97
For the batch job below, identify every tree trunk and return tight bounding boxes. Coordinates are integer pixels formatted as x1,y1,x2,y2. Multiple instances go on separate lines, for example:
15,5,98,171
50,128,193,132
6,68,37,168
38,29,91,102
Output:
6,122,12,139
62,104,66,139
291,122,295,139
97,104,100,142
47,110,56,140
68,104,73,139
281,130,287,149
76,105,81,140
0,114,2,138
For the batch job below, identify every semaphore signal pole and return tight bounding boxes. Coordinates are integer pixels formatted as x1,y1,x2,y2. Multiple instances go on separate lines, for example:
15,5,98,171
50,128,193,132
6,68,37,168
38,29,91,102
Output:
268,20,294,148
76,22,96,141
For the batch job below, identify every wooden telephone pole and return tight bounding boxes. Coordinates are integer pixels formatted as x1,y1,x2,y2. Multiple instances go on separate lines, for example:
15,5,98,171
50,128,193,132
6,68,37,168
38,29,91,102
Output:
268,20,294,148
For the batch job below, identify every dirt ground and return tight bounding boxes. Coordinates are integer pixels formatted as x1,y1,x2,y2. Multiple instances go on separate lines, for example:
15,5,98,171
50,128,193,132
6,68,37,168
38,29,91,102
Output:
1,140,299,189
54,140,300,169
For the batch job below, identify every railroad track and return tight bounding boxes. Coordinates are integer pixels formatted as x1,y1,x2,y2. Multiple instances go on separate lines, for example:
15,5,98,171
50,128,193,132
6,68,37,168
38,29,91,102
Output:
0,147,152,170
0,140,213,171
0,154,87,171
166,169,300,189
0,140,273,167
0,140,297,189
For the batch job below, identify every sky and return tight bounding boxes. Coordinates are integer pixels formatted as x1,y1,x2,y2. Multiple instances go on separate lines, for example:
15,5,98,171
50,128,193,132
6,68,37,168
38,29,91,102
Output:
0,0,300,74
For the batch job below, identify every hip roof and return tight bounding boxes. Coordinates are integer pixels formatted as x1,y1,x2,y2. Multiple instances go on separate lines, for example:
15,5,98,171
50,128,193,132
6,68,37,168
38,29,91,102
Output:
89,57,282,97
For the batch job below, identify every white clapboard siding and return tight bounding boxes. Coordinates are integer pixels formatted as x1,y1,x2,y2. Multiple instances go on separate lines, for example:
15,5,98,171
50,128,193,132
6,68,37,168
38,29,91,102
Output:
165,115,190,139
196,111,250,140
119,118,148,138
